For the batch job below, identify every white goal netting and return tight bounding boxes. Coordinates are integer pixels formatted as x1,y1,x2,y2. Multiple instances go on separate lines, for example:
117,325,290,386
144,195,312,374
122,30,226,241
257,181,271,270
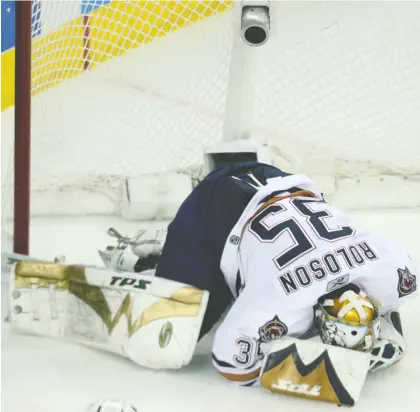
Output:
2,0,420,220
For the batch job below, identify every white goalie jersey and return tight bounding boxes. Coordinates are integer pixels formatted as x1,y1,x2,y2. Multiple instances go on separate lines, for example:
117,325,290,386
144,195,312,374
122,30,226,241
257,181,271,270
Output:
212,175,418,386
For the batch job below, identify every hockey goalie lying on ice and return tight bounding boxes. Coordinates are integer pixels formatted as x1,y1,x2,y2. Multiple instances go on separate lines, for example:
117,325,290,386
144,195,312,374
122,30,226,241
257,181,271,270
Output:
5,162,418,407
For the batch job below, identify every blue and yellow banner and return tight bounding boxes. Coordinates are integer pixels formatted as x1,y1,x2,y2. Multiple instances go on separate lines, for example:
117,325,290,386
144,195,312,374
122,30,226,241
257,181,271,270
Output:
2,1,16,109
2,1,16,52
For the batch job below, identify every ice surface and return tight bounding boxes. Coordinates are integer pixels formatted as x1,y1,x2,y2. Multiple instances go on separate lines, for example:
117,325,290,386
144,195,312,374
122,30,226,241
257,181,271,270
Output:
1,211,419,412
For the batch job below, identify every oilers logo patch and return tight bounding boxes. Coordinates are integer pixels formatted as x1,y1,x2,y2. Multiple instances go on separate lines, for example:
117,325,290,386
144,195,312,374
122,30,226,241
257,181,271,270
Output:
258,315,288,343
397,266,416,297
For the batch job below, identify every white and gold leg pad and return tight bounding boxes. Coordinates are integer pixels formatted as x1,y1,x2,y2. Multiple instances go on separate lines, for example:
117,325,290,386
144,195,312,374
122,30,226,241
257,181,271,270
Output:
9,261,208,369
260,337,371,407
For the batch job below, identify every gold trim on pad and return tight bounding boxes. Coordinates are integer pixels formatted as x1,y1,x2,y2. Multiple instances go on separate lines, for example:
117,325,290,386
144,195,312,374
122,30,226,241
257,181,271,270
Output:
14,261,204,338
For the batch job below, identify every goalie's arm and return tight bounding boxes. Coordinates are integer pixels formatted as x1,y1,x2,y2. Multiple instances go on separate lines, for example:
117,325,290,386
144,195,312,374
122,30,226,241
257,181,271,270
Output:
211,285,313,387
212,331,263,387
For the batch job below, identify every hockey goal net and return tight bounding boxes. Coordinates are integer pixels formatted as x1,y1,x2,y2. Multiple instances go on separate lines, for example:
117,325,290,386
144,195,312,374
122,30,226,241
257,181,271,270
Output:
2,0,420,253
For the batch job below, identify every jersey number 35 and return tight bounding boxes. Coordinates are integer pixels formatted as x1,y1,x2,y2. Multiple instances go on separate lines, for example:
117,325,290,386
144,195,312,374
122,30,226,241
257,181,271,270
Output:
249,199,355,269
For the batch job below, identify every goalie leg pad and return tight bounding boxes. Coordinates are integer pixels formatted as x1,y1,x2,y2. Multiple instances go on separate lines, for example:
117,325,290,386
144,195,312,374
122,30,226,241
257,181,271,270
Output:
260,337,371,407
10,261,208,369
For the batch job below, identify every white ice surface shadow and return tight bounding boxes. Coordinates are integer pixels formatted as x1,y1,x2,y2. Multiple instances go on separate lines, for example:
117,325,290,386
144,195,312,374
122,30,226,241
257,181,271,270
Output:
2,211,419,412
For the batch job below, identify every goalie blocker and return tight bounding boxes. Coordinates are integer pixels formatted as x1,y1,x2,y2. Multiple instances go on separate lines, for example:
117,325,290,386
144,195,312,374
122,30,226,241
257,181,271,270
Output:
260,336,371,407
9,261,208,369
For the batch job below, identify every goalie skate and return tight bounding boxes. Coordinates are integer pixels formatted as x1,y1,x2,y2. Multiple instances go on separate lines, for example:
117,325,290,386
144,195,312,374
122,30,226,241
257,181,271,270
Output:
99,227,167,272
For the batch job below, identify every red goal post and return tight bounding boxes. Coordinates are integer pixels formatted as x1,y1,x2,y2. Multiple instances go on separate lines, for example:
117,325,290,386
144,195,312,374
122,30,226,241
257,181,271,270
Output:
13,0,32,255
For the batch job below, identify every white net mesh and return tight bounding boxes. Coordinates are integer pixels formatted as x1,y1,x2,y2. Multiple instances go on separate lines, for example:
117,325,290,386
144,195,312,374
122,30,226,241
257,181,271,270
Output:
2,0,420,220
255,1,420,179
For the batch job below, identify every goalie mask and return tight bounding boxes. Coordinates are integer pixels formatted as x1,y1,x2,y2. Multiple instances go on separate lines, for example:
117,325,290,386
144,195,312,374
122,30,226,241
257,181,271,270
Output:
315,287,380,352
